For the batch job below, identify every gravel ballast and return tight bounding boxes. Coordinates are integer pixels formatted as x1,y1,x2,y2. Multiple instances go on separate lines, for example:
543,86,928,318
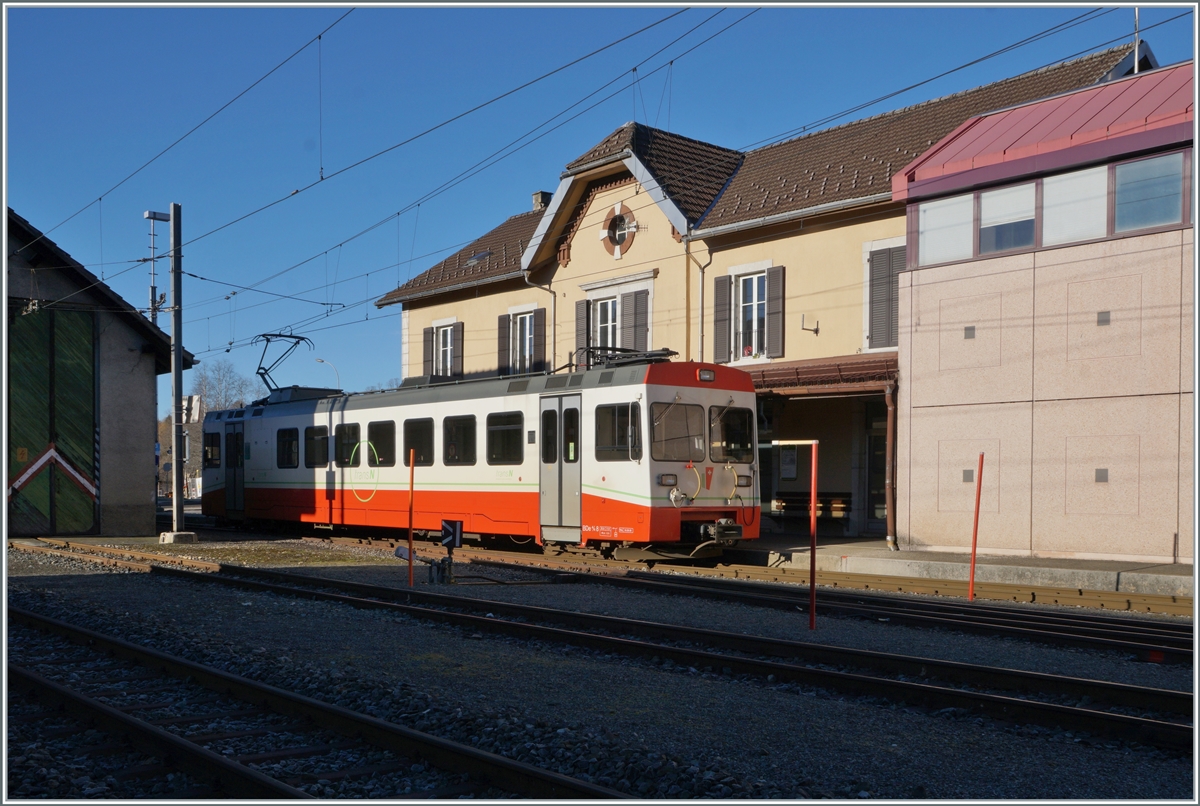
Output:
6,542,1194,800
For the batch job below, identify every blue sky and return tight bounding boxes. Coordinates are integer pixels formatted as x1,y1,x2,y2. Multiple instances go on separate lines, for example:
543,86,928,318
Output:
4,5,1194,417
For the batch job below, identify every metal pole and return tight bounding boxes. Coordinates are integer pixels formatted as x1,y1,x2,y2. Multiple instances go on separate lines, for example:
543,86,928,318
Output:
1134,8,1140,74
408,448,415,587
170,203,184,534
884,383,897,550
809,441,818,630
968,452,984,602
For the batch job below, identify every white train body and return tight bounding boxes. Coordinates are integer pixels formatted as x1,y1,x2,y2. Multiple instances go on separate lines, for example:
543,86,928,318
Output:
201,359,761,548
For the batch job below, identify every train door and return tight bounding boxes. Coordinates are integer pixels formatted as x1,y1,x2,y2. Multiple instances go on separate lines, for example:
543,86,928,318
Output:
224,421,245,515
539,394,581,543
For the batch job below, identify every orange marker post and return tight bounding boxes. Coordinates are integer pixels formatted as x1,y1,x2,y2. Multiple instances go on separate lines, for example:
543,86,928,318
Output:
968,452,984,601
408,448,416,588
809,441,818,630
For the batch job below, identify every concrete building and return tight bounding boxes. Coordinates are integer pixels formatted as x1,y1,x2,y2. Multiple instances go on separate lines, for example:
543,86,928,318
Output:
375,44,1152,549
7,208,195,536
891,62,1193,563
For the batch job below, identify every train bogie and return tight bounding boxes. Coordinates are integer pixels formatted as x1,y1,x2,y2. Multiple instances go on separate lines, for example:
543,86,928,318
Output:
201,357,760,552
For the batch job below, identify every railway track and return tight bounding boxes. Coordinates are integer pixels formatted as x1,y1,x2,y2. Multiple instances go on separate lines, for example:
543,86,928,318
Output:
10,541,1192,752
7,605,626,800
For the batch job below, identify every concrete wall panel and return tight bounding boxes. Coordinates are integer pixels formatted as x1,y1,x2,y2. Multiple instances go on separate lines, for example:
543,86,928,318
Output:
1179,392,1193,562
905,402,1032,552
1031,395,1180,561
1033,231,1183,400
907,254,1033,407
1181,232,1193,394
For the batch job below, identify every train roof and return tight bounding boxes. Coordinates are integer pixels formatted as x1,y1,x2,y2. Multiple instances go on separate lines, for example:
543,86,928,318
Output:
203,357,754,422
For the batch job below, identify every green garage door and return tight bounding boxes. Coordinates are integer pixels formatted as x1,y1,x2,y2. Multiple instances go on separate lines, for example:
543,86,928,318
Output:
8,306,98,535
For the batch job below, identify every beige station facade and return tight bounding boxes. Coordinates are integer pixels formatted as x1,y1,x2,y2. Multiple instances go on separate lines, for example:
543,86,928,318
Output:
377,43,1194,564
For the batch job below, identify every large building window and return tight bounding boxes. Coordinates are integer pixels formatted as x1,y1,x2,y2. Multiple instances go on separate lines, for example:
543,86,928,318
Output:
868,246,906,349
737,273,766,358
594,297,617,351
916,149,1191,267
713,266,785,364
422,321,464,377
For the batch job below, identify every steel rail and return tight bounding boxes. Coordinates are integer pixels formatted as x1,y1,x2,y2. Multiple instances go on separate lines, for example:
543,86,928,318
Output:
116,564,1193,748
7,606,629,800
7,664,311,799
207,563,1192,718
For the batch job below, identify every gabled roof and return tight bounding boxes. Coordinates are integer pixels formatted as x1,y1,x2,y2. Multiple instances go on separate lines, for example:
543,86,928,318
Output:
894,60,1193,201
694,44,1135,234
375,209,542,307
564,122,743,225
7,207,193,375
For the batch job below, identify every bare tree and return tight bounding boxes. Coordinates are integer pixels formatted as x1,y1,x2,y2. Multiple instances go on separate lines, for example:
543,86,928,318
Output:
364,377,402,392
190,358,257,411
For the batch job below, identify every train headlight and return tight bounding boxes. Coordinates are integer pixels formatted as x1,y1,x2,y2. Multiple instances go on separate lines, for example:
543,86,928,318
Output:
658,473,678,486
737,475,753,487
697,369,716,382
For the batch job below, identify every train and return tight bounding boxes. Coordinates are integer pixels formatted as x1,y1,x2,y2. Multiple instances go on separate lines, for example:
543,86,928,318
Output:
201,351,761,557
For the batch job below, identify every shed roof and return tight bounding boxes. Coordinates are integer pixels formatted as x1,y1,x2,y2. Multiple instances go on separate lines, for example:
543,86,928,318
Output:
695,44,1134,233
375,209,542,307
893,60,1193,200
7,208,193,374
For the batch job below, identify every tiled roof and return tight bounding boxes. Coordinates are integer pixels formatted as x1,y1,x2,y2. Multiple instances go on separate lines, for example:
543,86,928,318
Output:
375,209,542,307
697,45,1134,232
566,122,743,225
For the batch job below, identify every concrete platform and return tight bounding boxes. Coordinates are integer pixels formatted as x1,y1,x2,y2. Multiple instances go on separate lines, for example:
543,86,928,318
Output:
730,528,1195,599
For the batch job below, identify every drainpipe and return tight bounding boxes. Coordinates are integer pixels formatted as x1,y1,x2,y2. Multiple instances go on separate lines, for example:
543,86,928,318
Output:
885,382,897,550
525,270,556,371
685,236,711,363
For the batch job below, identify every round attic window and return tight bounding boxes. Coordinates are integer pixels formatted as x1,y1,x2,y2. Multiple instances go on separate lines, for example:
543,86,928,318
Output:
599,203,637,259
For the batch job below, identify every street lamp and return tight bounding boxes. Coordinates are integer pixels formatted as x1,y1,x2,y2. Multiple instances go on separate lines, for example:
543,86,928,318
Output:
315,358,341,390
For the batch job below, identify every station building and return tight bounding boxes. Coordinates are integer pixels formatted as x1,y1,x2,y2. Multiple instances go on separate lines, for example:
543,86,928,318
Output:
892,61,1193,563
7,208,194,536
375,43,1173,559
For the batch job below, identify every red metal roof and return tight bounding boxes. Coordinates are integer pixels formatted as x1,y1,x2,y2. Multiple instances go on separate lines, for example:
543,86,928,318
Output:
893,62,1193,201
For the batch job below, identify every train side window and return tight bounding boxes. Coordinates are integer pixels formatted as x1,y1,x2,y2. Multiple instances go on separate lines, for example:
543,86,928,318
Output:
595,403,641,461
541,409,557,464
563,407,579,463
443,416,476,465
335,424,361,467
203,432,221,469
277,428,299,468
650,402,705,462
403,418,434,466
709,406,755,464
305,426,329,468
486,411,523,465
367,421,396,467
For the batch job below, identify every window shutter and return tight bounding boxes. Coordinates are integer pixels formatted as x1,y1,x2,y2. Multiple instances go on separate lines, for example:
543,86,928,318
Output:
713,275,732,364
868,247,905,349
532,307,546,372
620,290,649,352
766,266,785,358
451,321,465,377
889,247,905,347
575,299,591,368
422,327,434,376
496,314,511,376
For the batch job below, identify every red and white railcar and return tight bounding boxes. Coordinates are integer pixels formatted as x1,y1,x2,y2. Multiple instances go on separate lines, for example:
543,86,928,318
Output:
201,355,760,553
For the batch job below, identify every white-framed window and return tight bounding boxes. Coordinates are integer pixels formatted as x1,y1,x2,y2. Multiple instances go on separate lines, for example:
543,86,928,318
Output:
594,297,618,350
435,324,453,375
512,311,535,374
736,273,767,359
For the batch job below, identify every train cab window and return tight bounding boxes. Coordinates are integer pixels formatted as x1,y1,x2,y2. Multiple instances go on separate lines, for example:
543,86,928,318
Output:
367,421,396,467
335,424,361,467
203,432,221,469
403,418,434,466
710,406,755,464
650,401,705,462
540,410,557,464
277,428,299,468
305,426,329,468
443,416,476,465
486,412,523,465
563,407,579,464
595,403,641,462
